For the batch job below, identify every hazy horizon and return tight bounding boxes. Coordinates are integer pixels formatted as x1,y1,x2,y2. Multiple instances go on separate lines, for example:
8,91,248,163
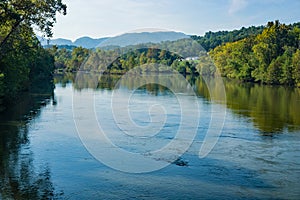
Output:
51,0,300,41
42,19,299,42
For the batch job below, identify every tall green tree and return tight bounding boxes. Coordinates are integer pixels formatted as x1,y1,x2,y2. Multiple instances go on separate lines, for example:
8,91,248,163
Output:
0,0,66,53
211,21,300,86
293,49,300,86
0,0,67,110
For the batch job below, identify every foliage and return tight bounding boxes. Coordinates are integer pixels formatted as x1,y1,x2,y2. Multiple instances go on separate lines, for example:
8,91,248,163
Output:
210,21,300,86
52,20,300,87
191,25,264,51
50,46,200,75
0,0,66,111
0,0,66,46
50,46,90,72
293,49,300,86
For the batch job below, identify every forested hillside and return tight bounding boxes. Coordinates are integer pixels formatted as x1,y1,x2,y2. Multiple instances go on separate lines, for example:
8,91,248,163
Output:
210,21,300,86
191,25,264,51
51,20,300,87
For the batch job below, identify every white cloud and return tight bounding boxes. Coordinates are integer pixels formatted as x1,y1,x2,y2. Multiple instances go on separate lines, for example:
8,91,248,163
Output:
229,0,248,14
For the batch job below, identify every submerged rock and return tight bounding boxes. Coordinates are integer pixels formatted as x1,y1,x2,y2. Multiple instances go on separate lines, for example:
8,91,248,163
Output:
173,158,188,166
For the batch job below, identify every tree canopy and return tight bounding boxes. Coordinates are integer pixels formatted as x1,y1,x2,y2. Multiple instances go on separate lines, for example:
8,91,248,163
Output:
0,0,66,49
0,0,67,111
210,21,300,86
191,25,264,51
51,20,300,87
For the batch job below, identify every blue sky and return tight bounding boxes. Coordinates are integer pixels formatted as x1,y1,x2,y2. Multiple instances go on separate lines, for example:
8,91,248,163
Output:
52,0,300,41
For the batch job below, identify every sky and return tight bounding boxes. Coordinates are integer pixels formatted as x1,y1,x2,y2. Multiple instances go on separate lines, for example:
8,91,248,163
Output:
52,0,300,41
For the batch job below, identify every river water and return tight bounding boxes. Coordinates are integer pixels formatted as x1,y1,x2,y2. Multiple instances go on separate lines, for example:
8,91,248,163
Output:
0,74,299,199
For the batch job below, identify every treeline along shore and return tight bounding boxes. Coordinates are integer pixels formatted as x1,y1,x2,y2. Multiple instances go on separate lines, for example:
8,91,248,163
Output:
51,20,300,86
1,9,299,112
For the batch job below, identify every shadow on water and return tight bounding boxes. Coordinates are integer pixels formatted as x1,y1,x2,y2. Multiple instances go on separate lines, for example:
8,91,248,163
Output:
0,81,63,199
60,73,300,135
52,73,299,199
194,77,300,135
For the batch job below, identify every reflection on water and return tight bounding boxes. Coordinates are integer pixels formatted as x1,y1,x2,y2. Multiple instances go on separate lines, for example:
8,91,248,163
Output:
225,81,300,134
195,77,300,134
0,73,299,199
56,73,300,134
0,83,61,199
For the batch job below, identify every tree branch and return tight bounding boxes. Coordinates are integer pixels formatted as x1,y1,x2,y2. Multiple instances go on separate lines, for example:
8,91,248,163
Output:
0,17,24,51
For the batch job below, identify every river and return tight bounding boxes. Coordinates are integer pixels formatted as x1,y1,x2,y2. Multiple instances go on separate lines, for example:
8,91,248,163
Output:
0,74,299,199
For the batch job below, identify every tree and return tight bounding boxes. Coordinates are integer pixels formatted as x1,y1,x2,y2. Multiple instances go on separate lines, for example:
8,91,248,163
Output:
176,61,187,75
293,49,300,86
280,48,294,85
67,47,90,72
192,25,264,51
210,21,300,86
266,56,283,85
0,0,67,53
0,0,67,111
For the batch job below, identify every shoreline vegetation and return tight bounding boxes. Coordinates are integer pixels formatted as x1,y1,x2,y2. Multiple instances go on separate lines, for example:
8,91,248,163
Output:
1,4,299,112
0,0,66,111
210,21,300,86
51,20,300,86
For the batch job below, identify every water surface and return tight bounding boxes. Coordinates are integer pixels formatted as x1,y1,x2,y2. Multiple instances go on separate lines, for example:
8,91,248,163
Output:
0,74,299,199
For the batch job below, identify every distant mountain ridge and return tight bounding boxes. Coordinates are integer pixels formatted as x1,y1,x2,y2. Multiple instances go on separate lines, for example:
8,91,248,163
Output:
98,31,188,47
37,36,106,48
37,36,74,46
38,31,189,49
73,37,109,48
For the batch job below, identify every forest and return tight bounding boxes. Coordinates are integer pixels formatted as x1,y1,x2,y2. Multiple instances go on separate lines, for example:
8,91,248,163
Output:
50,21,300,86
191,25,265,51
1,5,300,111
0,0,66,111
51,44,198,75
210,21,300,86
